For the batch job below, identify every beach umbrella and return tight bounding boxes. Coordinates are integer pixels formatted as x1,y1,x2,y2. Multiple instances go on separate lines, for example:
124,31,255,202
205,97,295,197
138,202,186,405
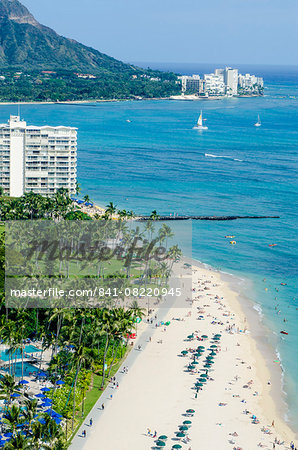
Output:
37,372,47,377
181,350,188,355
176,432,185,438
198,378,207,382
156,441,166,447
179,425,188,431
11,393,20,398
35,393,45,398
41,387,51,392
19,380,29,385
200,373,208,377
53,417,62,425
38,418,46,425
195,382,203,387
158,435,167,440
197,345,205,349
186,409,195,413
201,335,208,339
209,351,217,356
172,445,182,449
183,420,192,424
214,334,221,337
192,361,199,365
204,364,211,368
4,433,12,438
56,380,65,385
210,345,217,348
188,365,195,370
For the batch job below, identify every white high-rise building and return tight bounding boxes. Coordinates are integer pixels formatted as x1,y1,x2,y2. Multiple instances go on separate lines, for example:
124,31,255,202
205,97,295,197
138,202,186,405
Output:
0,115,77,197
224,67,239,96
203,73,225,95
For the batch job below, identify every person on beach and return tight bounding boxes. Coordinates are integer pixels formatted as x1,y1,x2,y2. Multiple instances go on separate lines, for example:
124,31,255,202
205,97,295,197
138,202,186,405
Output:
82,430,86,438
89,418,93,426
101,403,104,410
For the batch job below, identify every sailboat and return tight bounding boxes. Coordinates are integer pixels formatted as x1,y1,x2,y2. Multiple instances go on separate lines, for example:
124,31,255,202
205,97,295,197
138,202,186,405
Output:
193,111,208,130
254,114,261,127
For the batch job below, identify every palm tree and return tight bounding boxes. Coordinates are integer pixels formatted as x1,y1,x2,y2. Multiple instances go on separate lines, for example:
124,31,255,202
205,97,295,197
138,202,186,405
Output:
3,404,23,436
23,398,38,430
105,202,117,218
71,345,93,430
150,210,160,221
167,244,182,271
129,300,146,335
75,182,81,196
3,432,32,449
0,374,20,405
158,224,174,250
83,195,90,203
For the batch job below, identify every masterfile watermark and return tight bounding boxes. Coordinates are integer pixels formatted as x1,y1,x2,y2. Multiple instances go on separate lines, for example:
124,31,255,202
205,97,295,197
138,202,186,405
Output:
5,220,192,308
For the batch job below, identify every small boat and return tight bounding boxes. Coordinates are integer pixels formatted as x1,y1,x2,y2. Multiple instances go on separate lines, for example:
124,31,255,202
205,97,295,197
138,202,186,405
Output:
225,235,235,238
230,241,236,245
280,283,287,286
280,331,288,335
193,111,208,130
254,114,261,127
126,119,131,123
268,244,277,247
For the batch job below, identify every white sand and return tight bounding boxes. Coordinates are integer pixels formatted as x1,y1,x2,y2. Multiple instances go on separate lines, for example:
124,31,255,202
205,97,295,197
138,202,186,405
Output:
74,263,297,450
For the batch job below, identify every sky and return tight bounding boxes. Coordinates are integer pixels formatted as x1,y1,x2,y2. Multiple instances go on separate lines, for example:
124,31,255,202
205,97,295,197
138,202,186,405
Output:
21,0,298,66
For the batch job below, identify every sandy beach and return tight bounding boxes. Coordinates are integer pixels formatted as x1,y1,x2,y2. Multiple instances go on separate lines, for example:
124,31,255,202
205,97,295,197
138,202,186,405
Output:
70,262,297,450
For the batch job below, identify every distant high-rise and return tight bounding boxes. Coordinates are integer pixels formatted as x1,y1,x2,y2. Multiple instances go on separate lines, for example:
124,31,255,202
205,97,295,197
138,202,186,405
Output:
224,68,239,96
0,116,77,197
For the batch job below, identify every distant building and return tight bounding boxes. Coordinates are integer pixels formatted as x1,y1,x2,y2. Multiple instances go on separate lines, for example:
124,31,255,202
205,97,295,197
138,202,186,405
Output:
238,73,264,92
0,116,77,197
179,67,263,97
224,67,238,96
179,75,201,93
203,73,225,95
74,73,97,79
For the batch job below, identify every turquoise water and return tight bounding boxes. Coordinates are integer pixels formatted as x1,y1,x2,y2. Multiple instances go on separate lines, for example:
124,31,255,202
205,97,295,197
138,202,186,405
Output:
0,65,297,426
0,345,41,361
2,362,39,378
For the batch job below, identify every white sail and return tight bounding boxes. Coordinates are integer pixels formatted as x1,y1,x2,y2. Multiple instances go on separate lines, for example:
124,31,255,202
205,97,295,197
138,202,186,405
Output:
254,114,261,127
197,111,203,127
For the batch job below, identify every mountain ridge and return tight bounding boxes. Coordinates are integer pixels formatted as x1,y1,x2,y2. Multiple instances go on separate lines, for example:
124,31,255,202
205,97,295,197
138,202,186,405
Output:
0,0,138,73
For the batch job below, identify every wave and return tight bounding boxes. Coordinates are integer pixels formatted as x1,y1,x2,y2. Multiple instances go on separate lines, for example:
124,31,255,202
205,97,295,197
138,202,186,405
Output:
205,153,243,162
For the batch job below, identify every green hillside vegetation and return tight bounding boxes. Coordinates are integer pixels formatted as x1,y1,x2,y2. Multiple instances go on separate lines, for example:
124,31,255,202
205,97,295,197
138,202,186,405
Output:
0,0,181,101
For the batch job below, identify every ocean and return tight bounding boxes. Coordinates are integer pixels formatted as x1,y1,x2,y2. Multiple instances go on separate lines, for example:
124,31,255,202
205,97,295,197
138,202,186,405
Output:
0,63,297,427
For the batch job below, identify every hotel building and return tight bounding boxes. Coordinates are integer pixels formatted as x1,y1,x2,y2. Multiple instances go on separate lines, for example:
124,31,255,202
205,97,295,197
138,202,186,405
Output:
0,115,77,197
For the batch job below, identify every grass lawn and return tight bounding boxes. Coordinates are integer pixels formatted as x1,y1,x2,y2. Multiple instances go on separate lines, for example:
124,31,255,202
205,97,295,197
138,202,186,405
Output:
68,347,131,445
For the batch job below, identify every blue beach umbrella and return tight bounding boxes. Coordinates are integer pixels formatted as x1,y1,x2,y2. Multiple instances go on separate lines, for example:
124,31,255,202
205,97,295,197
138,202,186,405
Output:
4,433,12,437
38,418,46,425
19,380,29,385
56,380,65,385
35,393,45,398
37,372,47,377
11,393,20,398
41,387,51,392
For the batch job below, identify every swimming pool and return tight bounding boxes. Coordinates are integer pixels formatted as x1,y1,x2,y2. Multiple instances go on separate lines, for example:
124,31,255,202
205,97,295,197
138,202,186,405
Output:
0,345,41,362
2,362,39,378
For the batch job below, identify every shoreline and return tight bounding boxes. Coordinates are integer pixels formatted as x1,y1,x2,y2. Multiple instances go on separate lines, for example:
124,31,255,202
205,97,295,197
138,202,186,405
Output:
191,256,297,439
0,94,263,106
70,259,297,449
